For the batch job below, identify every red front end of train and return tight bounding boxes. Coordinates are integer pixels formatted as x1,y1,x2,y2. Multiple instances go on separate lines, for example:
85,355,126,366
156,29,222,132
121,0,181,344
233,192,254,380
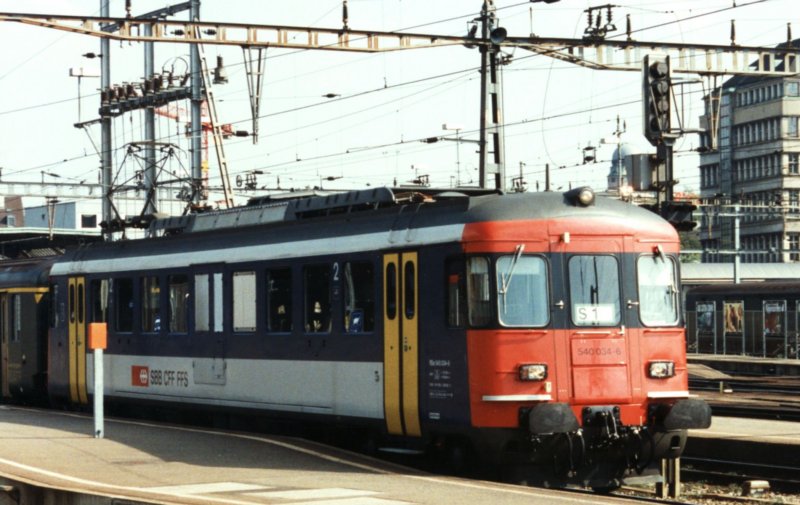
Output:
457,188,710,488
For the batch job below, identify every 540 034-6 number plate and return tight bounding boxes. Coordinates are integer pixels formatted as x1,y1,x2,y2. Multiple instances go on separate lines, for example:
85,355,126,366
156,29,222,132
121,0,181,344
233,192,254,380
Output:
570,338,627,365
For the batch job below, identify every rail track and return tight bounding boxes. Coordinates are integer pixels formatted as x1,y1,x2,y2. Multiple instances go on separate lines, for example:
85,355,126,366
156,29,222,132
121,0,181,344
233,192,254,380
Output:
690,371,800,421
682,457,800,494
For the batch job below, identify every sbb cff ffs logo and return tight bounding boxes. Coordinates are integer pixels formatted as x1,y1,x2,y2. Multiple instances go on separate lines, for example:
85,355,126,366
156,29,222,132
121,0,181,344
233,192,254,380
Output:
132,366,149,387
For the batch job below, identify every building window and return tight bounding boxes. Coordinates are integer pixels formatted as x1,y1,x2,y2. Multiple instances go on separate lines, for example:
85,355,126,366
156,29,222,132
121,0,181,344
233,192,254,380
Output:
81,214,97,228
786,82,799,97
787,117,799,137
790,190,800,214
789,153,800,175
789,233,800,261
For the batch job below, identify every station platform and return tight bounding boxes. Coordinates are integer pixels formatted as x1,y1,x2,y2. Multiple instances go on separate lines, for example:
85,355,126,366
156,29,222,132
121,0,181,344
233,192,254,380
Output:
685,413,800,472
0,406,595,505
2,405,796,505
688,353,800,376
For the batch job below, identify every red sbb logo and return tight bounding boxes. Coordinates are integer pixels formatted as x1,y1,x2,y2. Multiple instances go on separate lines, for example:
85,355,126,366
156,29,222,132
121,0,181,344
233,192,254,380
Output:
132,365,149,387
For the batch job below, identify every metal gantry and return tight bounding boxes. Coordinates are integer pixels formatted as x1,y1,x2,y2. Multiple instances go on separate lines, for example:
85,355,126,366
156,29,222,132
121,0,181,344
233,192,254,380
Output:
3,12,798,76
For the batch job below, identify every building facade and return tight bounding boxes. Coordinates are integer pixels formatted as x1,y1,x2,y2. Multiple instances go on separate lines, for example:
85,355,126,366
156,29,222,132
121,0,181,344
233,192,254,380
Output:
698,53,800,263
24,200,101,231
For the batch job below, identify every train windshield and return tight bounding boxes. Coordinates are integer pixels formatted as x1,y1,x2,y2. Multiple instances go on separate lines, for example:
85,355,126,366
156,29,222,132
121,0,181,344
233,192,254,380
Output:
568,255,621,326
637,255,680,326
496,255,549,327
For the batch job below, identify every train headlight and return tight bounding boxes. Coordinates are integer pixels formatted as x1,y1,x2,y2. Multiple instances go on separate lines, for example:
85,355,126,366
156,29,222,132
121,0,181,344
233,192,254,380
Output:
648,360,675,379
519,364,548,381
577,187,595,206
563,186,595,207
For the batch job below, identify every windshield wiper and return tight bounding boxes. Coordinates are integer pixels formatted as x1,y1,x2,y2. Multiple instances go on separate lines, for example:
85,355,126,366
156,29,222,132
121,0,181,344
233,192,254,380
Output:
499,244,525,295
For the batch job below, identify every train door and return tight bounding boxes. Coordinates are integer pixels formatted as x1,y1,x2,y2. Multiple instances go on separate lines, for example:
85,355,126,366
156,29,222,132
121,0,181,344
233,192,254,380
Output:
549,232,632,405
192,267,227,385
67,277,89,404
382,251,421,437
0,293,8,398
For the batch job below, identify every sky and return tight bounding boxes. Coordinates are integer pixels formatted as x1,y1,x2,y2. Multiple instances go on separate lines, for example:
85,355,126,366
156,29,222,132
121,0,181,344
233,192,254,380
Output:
0,0,796,214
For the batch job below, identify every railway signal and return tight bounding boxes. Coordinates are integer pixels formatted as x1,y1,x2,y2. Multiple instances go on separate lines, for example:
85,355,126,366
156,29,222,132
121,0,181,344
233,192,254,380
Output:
642,54,672,146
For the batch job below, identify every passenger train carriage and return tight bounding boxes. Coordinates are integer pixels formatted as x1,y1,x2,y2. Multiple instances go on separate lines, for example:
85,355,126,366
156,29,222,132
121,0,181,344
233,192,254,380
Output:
1,187,710,490
0,257,53,403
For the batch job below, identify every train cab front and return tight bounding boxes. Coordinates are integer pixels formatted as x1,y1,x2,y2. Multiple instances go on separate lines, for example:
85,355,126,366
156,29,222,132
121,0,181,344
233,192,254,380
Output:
461,190,711,490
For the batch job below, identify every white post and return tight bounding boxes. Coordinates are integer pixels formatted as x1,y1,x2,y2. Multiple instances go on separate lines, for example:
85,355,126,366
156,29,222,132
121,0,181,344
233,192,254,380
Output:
94,348,104,438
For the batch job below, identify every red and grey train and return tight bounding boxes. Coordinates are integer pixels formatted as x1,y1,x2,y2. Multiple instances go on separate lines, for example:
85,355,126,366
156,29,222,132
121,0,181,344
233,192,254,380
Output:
0,187,710,489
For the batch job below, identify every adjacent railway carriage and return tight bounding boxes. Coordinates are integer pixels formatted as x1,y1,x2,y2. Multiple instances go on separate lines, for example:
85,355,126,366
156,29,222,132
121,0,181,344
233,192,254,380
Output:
4,187,710,489
685,282,800,358
0,257,53,402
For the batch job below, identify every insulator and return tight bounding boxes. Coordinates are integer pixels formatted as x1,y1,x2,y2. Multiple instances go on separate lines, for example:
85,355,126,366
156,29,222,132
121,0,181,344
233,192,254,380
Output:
626,14,632,41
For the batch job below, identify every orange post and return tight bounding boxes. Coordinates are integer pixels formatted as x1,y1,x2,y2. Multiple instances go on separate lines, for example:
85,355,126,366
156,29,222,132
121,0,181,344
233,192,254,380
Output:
88,322,107,350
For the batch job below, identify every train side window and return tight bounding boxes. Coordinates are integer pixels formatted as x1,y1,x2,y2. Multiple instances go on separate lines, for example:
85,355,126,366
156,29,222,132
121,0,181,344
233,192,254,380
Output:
194,274,210,332
115,278,134,333
404,261,416,319
11,294,21,342
77,283,85,324
90,279,110,323
168,274,189,333
446,259,466,328
266,268,292,333
496,255,549,327
568,255,621,327
385,263,397,320
49,284,59,328
343,262,374,333
68,282,76,324
304,264,331,333
213,273,224,333
141,276,161,333
233,271,257,332
636,255,679,326
467,257,492,327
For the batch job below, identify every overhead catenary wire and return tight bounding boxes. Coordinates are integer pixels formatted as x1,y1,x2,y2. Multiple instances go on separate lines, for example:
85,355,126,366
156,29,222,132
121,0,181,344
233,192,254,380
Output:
0,0,788,199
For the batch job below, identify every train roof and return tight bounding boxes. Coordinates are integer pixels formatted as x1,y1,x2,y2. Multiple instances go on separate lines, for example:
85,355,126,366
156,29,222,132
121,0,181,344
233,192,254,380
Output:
0,256,57,288
147,187,669,236
50,187,676,274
